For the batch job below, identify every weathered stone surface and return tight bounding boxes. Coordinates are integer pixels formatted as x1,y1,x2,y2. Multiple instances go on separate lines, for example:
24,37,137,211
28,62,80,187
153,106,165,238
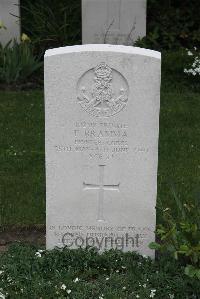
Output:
82,0,146,45
45,44,161,257
0,0,20,46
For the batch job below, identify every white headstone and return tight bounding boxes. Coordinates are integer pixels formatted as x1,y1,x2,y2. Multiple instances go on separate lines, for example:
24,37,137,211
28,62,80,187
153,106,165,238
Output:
82,0,146,45
45,44,161,258
0,0,20,46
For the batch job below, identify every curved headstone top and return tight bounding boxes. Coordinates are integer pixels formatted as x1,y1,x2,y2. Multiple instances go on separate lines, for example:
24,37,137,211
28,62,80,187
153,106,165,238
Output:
45,44,161,60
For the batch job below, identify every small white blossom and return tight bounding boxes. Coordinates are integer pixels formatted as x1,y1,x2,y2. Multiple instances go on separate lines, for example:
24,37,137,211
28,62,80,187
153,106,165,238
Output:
122,286,126,290
7,277,12,283
73,277,79,283
143,284,147,288
61,284,66,290
150,289,156,298
136,295,140,298
105,277,109,281
116,269,119,273
0,271,4,275
169,294,174,299
0,292,5,299
35,252,42,258
187,50,193,56
66,289,71,294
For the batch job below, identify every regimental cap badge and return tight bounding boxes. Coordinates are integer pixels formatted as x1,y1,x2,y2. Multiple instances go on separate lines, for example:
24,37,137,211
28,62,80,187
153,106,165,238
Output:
94,62,112,80
77,62,129,118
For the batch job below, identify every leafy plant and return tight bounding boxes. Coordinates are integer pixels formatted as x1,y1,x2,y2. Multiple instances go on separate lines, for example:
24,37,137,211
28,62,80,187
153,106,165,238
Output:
0,243,199,298
21,0,81,56
0,39,43,85
135,0,200,50
184,47,200,80
150,186,200,279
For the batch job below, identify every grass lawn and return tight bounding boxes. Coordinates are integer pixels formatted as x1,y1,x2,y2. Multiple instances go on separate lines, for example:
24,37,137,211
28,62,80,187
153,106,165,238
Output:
0,52,200,226
0,90,45,225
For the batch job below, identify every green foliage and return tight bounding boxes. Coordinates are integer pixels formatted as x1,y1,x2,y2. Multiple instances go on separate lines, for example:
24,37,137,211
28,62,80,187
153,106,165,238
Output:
150,186,200,279
0,244,199,298
135,0,200,50
184,48,200,82
0,40,42,85
21,0,81,55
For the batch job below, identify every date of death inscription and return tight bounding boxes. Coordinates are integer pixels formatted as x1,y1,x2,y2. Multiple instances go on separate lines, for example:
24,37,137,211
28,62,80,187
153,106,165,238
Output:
54,121,149,160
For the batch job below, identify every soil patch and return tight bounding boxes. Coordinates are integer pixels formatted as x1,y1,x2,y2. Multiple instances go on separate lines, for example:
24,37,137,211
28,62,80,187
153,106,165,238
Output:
0,226,45,252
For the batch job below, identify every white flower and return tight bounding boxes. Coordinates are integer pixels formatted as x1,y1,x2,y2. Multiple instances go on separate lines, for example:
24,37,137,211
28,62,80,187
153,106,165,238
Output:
143,284,147,288
136,295,140,298
35,252,42,258
169,294,174,299
116,269,119,273
143,254,148,259
66,289,71,294
0,292,5,299
73,277,79,283
99,295,104,299
61,284,66,290
150,289,156,298
187,51,193,56
121,266,126,269
105,277,109,280
122,286,126,290
38,249,44,253
0,271,4,275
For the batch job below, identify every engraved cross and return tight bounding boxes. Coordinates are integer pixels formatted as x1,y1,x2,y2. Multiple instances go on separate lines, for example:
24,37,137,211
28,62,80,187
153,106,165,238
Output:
83,165,120,221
